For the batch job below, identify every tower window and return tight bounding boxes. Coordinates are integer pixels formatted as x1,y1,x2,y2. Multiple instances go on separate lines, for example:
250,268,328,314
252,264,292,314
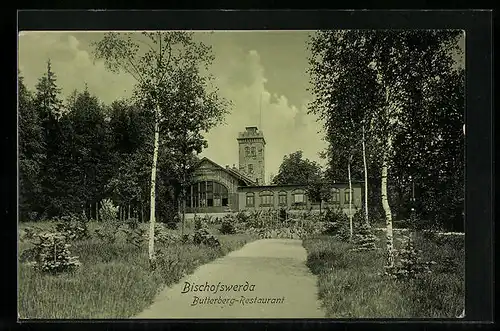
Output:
251,147,256,157
248,164,254,174
258,148,262,157
245,146,250,157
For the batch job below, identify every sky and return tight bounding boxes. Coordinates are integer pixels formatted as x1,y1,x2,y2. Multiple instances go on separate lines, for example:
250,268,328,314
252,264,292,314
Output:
18,31,326,184
17,31,464,184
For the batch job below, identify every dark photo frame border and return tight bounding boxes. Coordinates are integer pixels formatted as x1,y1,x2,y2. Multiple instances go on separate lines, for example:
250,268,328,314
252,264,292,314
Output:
7,9,494,330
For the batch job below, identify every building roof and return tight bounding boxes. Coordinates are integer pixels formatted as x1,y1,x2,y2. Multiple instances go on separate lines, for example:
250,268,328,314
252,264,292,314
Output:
196,157,257,186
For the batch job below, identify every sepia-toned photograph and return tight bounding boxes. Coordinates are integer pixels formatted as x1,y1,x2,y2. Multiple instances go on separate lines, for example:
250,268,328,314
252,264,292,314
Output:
17,29,465,319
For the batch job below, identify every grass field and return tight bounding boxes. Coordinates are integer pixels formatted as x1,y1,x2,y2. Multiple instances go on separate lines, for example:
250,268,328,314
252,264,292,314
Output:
18,220,257,319
303,230,465,318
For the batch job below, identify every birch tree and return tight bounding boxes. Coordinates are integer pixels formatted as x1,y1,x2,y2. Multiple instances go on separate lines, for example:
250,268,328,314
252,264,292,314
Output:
308,30,463,268
92,32,227,268
308,30,375,237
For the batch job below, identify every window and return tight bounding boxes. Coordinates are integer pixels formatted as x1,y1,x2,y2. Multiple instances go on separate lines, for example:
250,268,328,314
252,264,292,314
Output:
331,188,340,204
258,148,263,157
292,189,306,204
260,191,274,206
294,193,305,203
248,164,254,174
344,189,353,205
251,147,256,157
246,193,255,207
186,181,228,208
245,146,250,157
278,191,287,205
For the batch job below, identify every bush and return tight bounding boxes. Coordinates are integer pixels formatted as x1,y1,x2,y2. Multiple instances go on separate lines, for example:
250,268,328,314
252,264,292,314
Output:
350,223,378,252
165,221,178,230
27,232,81,274
181,233,192,244
193,228,221,248
352,208,366,230
120,219,145,248
194,216,204,231
100,199,118,223
236,211,249,223
322,208,350,241
385,232,436,280
279,208,287,221
95,199,121,244
154,223,181,246
54,215,90,241
22,226,44,242
219,219,236,235
125,217,139,230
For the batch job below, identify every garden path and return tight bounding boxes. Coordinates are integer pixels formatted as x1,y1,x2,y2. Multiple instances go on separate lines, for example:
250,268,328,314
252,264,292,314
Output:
134,239,325,319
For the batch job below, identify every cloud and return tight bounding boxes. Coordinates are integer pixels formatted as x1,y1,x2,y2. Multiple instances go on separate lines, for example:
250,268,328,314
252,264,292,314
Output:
18,32,136,104
18,32,328,183
200,46,327,182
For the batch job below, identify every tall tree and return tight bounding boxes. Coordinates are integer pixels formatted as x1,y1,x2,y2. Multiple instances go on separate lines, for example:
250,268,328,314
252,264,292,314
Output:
66,86,111,219
272,150,329,208
157,57,230,235
34,60,74,219
272,150,323,186
308,30,463,268
18,72,45,221
308,30,378,236
92,32,228,268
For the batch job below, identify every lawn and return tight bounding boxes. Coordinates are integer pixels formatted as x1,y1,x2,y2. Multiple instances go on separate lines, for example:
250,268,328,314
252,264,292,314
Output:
18,220,258,319
303,230,465,318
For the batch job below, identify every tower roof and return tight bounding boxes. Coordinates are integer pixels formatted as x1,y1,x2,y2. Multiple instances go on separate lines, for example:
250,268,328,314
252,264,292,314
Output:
237,126,266,144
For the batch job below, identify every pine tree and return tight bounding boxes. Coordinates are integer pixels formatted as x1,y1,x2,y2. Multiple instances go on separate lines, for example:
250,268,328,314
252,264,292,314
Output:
18,72,46,221
34,60,76,218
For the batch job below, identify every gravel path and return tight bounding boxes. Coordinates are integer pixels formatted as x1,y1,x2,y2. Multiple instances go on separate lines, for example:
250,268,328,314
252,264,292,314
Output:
134,239,325,319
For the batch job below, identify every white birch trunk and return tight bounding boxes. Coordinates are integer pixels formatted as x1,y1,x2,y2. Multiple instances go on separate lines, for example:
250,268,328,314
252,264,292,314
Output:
148,105,160,268
348,159,353,240
381,139,394,268
381,82,395,268
181,168,186,236
362,124,370,226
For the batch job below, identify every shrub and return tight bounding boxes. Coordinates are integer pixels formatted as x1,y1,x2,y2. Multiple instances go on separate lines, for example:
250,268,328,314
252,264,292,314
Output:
219,219,236,235
100,199,119,223
154,223,181,246
352,208,366,230
236,211,249,223
22,226,44,242
194,216,204,231
54,215,90,241
27,231,81,274
385,232,436,280
322,208,350,241
279,208,287,221
95,199,121,244
193,228,221,248
165,219,179,230
125,217,139,230
350,223,378,252
181,234,192,244
120,220,146,248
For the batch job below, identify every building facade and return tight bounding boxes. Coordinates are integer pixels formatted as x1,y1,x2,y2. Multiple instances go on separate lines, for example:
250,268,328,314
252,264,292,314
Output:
185,127,363,216
237,183,362,214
